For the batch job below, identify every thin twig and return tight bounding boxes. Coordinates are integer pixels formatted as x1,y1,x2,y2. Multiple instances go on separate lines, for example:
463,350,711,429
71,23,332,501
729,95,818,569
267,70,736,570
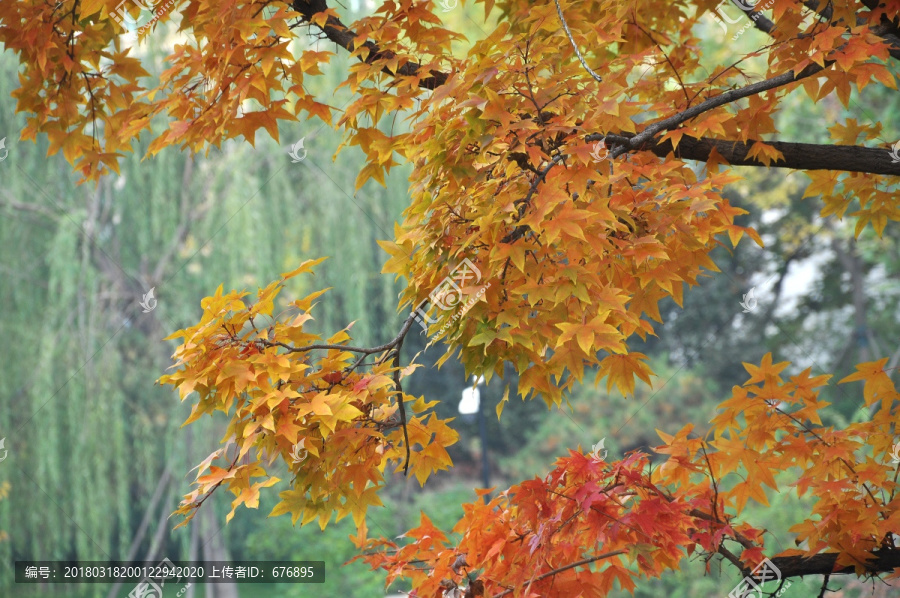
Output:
501,153,566,244
553,0,602,83
260,310,419,356
616,61,827,157
491,550,626,597
392,340,411,476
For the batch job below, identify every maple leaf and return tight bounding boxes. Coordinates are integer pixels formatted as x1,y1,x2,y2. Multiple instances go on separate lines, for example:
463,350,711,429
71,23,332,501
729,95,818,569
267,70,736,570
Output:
596,353,654,397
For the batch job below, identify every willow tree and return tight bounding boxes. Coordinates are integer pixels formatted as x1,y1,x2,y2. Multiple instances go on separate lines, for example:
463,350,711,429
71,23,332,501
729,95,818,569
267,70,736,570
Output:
3,0,900,595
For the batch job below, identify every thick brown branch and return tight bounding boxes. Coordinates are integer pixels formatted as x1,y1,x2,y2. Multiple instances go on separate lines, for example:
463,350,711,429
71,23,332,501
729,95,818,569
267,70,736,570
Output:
497,132,896,252
768,549,900,579
737,0,777,36
596,133,900,176
289,0,896,175
291,0,898,238
290,0,448,89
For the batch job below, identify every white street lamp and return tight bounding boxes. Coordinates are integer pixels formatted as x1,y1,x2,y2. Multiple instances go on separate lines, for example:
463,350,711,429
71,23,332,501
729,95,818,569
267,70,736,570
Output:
458,375,484,416
459,375,490,501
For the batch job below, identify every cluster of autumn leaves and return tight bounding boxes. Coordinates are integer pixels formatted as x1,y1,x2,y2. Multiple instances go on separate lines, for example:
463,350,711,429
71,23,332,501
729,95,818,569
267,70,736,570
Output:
160,259,459,534
161,260,900,596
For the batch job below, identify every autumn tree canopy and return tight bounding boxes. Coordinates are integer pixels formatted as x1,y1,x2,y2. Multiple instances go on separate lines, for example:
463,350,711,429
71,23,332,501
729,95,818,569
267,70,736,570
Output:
3,0,900,595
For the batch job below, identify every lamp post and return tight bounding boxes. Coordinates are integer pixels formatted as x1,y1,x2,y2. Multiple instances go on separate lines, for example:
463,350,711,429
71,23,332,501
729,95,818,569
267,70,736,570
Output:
459,375,490,502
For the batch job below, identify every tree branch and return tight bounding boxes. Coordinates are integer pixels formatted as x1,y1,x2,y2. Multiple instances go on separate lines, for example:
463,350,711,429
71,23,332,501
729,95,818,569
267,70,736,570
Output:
260,309,419,356
554,0,602,82
592,133,900,176
291,1,897,177
490,550,628,598
392,337,411,476
290,0,448,89
0,191,60,219
617,61,827,156
804,0,900,60
501,153,565,244
767,549,900,579
735,0,777,36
